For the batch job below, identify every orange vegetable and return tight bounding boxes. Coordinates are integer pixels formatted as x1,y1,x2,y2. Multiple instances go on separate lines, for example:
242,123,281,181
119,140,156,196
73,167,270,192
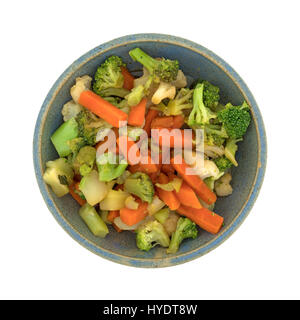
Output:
151,116,174,129
171,156,217,205
128,98,147,127
156,173,180,211
119,199,148,226
96,127,119,153
176,205,223,234
175,182,202,209
79,90,128,128
161,164,175,174
121,66,134,90
172,115,185,129
153,128,193,149
144,109,159,136
107,210,120,223
69,183,86,206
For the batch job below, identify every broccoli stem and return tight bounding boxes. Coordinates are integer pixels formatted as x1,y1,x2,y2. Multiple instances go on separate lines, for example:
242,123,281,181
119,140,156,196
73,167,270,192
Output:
129,48,157,74
51,118,79,157
79,203,109,237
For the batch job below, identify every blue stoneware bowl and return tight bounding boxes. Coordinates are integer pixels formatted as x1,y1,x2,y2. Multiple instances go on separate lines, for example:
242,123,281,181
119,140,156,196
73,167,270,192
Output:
33,34,267,267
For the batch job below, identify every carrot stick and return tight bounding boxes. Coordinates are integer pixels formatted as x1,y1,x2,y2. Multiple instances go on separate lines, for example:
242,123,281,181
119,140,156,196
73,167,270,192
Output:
156,173,180,211
176,205,223,234
172,115,185,129
153,128,193,149
144,109,159,136
107,210,120,223
119,200,148,226
161,164,175,174
175,182,202,209
151,116,174,129
79,90,128,128
128,98,147,127
117,136,157,172
69,183,86,206
171,156,217,205
121,66,134,90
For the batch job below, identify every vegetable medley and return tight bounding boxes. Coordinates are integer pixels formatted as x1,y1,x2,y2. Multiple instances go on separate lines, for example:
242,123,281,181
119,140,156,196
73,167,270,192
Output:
43,48,251,254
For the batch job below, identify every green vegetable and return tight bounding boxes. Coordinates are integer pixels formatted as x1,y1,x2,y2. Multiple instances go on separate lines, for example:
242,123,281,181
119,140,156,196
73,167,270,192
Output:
188,83,217,127
79,203,109,237
124,172,154,203
79,170,108,206
93,56,125,96
192,80,220,109
205,124,228,146
154,208,170,225
125,85,145,106
129,48,179,83
51,118,78,157
97,152,128,182
224,138,243,167
43,158,74,197
167,217,198,254
136,220,170,251
164,88,193,116
99,210,112,225
100,87,130,98
204,177,215,191
71,146,96,176
76,110,101,146
218,101,251,139
214,156,233,172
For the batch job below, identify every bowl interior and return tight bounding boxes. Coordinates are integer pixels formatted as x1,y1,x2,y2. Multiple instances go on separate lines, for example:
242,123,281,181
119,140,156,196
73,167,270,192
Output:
38,39,259,266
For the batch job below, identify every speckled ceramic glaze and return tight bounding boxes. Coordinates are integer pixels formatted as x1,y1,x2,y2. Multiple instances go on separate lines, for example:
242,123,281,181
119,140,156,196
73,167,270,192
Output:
33,34,267,267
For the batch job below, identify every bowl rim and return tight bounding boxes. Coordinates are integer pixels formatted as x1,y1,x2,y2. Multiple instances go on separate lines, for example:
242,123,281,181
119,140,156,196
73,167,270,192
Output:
33,33,267,268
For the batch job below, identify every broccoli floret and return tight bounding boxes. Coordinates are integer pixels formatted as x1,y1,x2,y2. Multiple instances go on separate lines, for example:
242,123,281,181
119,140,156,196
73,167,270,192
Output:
205,124,228,146
162,88,193,115
97,152,128,182
124,172,154,203
43,158,74,197
93,56,125,96
136,220,170,251
214,156,233,172
72,146,96,176
224,138,243,167
76,110,101,145
167,217,198,254
188,83,217,127
218,101,251,139
192,80,220,109
102,96,122,107
100,87,130,98
129,48,179,83
125,85,145,106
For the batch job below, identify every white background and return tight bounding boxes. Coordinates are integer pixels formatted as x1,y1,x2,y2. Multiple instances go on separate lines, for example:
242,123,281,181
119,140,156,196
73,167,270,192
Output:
1,0,299,300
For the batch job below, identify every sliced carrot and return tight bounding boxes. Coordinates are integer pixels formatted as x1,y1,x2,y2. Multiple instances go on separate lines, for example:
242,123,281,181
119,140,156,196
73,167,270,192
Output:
119,199,148,226
172,115,185,129
121,66,134,90
108,210,120,223
161,164,175,174
156,173,180,211
128,98,147,127
152,128,193,149
151,116,174,129
69,183,86,206
175,181,202,209
171,156,217,205
176,205,223,234
144,109,159,136
79,90,128,128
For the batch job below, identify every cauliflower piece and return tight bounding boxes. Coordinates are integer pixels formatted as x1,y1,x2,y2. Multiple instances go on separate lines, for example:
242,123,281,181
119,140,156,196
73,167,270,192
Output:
215,173,233,197
171,70,187,88
134,67,150,88
184,150,220,180
61,100,84,122
70,75,92,103
151,82,176,105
